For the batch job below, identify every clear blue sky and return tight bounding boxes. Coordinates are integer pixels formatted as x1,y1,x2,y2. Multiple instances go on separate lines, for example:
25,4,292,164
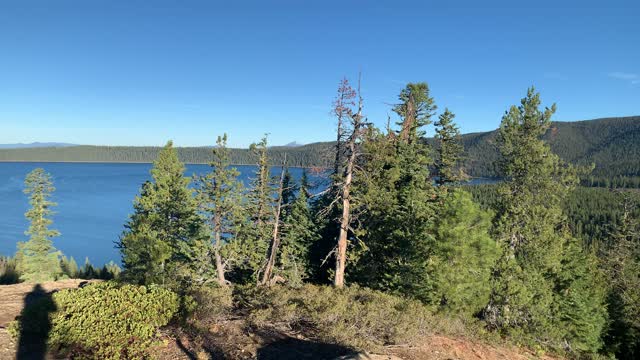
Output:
1,0,638,148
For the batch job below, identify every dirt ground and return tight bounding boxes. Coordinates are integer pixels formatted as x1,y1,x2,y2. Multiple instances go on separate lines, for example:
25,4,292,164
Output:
0,280,556,360
0,279,91,360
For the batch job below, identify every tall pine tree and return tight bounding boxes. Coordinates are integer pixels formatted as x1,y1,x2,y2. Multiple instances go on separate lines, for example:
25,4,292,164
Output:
118,141,206,286
484,88,606,353
17,168,62,282
195,134,245,286
353,82,439,301
238,135,274,282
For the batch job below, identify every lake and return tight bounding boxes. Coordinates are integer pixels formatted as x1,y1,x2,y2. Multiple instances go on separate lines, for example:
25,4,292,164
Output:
0,162,498,267
0,162,316,266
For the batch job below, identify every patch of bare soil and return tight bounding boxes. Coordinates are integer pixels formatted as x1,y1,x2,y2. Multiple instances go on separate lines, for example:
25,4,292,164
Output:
0,279,93,360
156,323,558,360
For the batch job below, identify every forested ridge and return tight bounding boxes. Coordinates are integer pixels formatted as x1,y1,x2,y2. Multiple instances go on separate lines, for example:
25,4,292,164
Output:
2,80,639,359
454,116,640,184
2,116,639,186
0,142,335,168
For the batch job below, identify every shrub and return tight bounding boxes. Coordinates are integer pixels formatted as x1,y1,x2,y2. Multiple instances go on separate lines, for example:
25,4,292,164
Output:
236,284,434,351
0,256,20,284
189,284,233,323
10,281,180,359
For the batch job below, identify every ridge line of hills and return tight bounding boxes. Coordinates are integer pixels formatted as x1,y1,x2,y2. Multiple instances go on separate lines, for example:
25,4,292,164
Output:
1,116,638,179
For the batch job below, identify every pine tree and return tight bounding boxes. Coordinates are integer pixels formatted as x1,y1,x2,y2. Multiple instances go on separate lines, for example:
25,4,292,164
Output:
553,238,608,354
352,82,438,301
60,255,79,278
393,82,437,143
239,135,274,282
603,192,640,358
429,189,500,315
280,167,296,218
333,76,366,288
434,109,464,186
484,88,606,352
17,168,62,282
279,176,320,287
260,159,288,286
195,134,245,286
118,141,206,286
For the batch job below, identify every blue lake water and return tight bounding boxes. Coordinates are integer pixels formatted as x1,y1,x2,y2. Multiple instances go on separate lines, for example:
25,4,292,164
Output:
0,162,315,266
0,162,497,267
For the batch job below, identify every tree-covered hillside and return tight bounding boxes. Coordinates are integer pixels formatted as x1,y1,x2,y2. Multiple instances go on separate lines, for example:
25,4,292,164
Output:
1,116,638,184
457,116,640,180
0,142,335,168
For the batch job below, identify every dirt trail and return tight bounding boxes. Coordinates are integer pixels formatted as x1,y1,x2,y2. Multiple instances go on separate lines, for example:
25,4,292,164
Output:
0,279,89,359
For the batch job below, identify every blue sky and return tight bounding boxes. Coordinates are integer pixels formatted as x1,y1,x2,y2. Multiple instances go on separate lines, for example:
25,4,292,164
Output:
0,0,638,147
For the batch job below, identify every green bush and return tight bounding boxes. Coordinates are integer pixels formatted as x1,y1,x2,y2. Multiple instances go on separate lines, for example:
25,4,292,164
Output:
189,285,234,323
11,281,180,359
0,256,20,284
236,284,434,351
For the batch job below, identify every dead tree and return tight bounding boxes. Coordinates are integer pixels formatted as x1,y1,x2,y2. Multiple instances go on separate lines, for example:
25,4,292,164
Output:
333,75,365,288
260,156,287,286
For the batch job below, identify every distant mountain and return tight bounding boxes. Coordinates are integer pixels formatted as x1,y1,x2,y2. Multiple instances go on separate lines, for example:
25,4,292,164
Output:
0,142,77,149
283,141,304,147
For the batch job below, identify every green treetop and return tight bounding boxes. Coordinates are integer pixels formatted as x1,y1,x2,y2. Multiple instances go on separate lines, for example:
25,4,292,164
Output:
434,109,464,186
393,82,437,143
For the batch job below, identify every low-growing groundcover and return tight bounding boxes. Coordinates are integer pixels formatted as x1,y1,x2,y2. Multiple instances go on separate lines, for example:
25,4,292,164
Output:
10,281,180,359
234,284,472,352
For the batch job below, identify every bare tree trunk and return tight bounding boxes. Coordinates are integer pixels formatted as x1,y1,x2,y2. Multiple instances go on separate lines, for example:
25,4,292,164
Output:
213,213,226,286
334,77,363,289
261,158,287,286
334,148,354,288
399,93,415,142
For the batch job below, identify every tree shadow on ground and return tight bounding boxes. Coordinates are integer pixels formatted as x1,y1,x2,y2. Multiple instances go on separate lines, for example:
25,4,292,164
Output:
256,335,356,360
16,284,57,360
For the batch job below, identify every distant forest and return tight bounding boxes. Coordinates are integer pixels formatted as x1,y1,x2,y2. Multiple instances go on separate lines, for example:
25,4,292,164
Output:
0,142,335,168
1,116,639,186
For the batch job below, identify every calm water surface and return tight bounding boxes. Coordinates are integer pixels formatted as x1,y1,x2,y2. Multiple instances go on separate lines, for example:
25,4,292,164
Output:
0,162,313,266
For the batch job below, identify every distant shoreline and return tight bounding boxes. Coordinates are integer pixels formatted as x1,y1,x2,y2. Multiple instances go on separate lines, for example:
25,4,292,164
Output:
0,160,324,169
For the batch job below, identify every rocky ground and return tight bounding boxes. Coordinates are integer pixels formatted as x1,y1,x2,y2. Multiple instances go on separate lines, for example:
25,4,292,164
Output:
0,280,555,360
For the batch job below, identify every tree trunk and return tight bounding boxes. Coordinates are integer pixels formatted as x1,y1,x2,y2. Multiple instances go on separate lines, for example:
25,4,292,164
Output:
213,215,226,286
334,81,363,288
261,159,286,286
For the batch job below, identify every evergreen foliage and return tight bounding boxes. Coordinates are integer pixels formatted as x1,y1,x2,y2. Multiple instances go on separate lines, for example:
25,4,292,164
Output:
238,135,274,282
353,83,439,301
603,193,640,358
194,134,246,286
16,168,62,282
277,177,320,286
483,88,607,352
429,190,499,316
434,109,464,185
117,141,206,287
10,281,180,359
